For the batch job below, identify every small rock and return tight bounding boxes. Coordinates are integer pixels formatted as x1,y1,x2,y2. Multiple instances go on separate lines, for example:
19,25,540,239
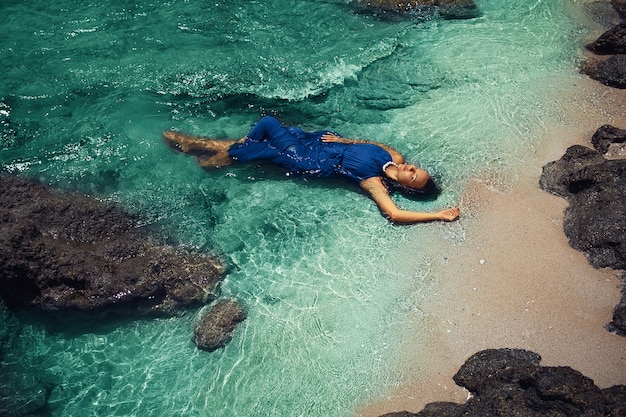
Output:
193,298,246,352
591,124,626,154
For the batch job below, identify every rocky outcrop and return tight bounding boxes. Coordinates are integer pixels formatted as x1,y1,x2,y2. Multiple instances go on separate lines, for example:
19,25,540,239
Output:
591,124,626,154
539,126,626,336
583,3,626,88
193,298,247,351
612,0,626,19
608,289,626,336
587,22,626,54
379,349,626,417
585,54,626,88
0,175,225,315
354,0,479,20
539,144,626,271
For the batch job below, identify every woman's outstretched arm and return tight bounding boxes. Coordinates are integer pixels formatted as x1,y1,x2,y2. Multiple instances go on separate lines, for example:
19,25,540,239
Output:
359,177,460,223
321,133,405,164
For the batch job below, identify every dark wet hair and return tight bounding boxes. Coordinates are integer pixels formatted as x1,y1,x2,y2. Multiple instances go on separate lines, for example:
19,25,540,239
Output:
383,177,441,198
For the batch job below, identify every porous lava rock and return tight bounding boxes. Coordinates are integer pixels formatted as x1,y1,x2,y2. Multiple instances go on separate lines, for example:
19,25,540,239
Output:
379,349,626,417
591,124,626,154
0,175,224,315
583,2,626,88
193,298,247,351
539,136,626,336
587,22,626,55
539,144,626,271
584,54,626,88
613,0,626,19
608,287,626,336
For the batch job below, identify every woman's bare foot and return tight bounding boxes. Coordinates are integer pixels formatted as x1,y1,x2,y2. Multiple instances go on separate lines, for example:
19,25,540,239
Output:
163,131,196,153
164,131,236,154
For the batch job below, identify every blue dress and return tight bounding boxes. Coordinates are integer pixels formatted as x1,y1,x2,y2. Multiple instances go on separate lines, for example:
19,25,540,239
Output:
228,116,393,183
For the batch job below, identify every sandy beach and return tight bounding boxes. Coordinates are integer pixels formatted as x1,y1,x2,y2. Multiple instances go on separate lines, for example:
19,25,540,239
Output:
358,57,626,416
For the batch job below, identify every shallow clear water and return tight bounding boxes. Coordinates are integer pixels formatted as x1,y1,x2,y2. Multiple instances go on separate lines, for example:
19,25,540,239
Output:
1,0,592,415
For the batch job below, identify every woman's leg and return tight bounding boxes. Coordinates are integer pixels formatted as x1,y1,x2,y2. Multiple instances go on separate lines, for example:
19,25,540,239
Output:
163,131,246,168
163,131,237,153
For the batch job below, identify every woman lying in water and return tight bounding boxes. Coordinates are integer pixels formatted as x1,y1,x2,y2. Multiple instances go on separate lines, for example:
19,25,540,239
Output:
164,116,460,224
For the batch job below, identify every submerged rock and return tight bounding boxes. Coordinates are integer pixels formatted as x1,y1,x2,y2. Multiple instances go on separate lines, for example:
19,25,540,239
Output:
354,0,479,20
0,175,225,315
379,349,626,417
193,298,247,352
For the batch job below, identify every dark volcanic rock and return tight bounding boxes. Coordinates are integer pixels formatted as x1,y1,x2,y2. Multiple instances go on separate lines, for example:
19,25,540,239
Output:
380,403,463,417
379,349,626,417
355,0,479,20
193,298,246,352
539,139,626,335
587,22,626,55
607,281,626,336
591,124,626,154
584,54,626,88
452,348,541,394
0,175,224,315
603,384,626,416
539,145,626,271
535,366,605,414
613,0,626,19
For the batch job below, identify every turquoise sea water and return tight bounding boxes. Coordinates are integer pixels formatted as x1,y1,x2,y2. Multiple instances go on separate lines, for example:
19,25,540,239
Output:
1,1,593,416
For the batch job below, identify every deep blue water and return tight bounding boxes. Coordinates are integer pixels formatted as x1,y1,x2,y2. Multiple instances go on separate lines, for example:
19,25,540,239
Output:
1,1,592,415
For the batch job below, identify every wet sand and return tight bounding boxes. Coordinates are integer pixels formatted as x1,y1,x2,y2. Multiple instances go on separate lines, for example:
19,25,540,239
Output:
358,72,626,415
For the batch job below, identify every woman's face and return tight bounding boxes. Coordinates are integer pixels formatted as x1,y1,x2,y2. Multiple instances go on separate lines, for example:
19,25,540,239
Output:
396,164,429,190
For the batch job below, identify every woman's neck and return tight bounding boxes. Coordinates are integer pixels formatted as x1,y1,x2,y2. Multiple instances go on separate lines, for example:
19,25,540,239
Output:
382,161,399,181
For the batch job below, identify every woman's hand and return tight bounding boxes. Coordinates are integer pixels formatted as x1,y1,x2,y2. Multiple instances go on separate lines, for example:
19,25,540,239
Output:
437,207,460,221
321,133,347,143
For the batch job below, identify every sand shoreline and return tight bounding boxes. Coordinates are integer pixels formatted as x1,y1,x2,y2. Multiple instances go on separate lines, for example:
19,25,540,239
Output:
357,52,626,417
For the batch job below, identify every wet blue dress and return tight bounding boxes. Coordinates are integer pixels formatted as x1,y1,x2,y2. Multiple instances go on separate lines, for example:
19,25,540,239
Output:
228,116,393,183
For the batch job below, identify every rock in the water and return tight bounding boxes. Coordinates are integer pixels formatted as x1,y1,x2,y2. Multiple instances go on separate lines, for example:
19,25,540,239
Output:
0,175,225,315
539,145,626,271
193,298,246,352
378,349,626,417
